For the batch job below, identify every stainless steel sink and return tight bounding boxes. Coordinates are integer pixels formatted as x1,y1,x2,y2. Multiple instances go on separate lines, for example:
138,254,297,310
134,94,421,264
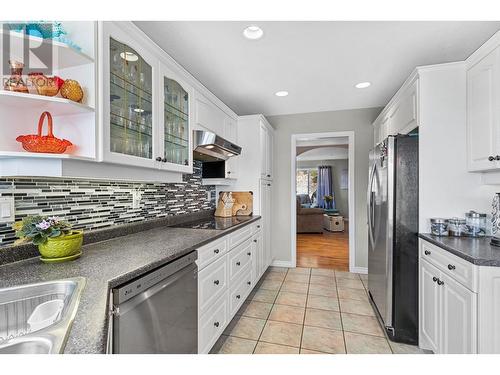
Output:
0,278,86,354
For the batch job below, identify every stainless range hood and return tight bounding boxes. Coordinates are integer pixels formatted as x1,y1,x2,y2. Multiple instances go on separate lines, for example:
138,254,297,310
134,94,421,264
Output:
193,130,242,162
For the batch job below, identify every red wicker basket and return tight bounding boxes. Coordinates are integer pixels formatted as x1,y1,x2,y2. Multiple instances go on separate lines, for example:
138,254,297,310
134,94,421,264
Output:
16,111,73,154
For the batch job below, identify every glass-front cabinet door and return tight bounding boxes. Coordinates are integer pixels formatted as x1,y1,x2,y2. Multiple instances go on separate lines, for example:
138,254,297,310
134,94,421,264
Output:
159,64,193,173
102,22,158,169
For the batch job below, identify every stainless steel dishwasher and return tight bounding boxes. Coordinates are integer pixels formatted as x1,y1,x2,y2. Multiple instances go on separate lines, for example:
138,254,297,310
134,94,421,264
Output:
109,251,198,354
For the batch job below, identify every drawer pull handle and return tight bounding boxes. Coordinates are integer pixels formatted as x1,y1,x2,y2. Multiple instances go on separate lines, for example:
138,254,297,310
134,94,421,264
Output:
236,295,241,299
437,279,444,286
432,276,438,282
247,281,251,285
214,322,220,327
247,252,251,256
424,250,431,256
447,264,456,270
214,280,220,285
253,239,257,243
257,225,261,229
214,249,220,254
236,261,241,266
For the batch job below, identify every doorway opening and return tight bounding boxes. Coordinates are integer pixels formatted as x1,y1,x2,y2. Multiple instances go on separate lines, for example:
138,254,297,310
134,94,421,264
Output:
291,132,355,272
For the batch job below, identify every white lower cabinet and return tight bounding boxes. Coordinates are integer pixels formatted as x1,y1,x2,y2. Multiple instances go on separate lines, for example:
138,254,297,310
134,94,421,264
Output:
198,292,229,354
420,259,441,353
440,272,477,354
419,239,492,354
197,219,267,353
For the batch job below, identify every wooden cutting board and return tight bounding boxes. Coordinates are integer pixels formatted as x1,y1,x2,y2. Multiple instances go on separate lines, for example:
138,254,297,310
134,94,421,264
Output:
230,191,253,216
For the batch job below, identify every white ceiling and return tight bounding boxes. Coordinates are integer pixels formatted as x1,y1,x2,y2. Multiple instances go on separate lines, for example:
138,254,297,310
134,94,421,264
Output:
135,21,500,116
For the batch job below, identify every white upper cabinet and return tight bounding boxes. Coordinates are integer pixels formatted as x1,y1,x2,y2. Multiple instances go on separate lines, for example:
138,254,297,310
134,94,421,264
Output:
159,63,193,173
388,79,418,135
372,77,418,146
466,47,500,172
102,22,159,169
194,93,225,136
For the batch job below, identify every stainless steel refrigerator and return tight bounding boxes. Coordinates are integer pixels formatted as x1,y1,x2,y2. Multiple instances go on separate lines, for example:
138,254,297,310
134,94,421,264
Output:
367,134,419,344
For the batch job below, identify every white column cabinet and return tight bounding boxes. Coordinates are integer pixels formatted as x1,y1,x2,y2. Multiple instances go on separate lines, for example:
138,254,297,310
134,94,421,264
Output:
466,47,500,171
260,179,273,270
259,122,273,180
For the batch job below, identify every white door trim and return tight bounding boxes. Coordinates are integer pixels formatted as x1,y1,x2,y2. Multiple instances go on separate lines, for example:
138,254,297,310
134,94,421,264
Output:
291,131,356,272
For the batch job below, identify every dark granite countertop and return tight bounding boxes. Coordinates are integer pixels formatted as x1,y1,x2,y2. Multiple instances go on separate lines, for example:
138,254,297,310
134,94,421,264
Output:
0,215,261,353
419,233,500,267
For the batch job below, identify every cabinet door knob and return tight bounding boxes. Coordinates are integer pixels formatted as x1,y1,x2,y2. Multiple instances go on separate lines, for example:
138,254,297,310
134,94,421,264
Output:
155,157,162,162
257,225,261,228
447,264,456,270
213,249,220,254
236,295,241,299
213,280,220,285
161,158,167,163
247,281,251,285
496,155,500,161
437,279,444,286
236,261,241,266
214,322,220,327
227,171,231,174
253,239,257,243
267,174,271,178
424,250,431,256
489,156,496,161
432,276,438,282
267,184,271,186
247,252,251,256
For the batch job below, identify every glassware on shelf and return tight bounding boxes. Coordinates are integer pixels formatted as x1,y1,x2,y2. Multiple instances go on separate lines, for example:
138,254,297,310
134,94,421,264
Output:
109,37,153,160
4,60,29,93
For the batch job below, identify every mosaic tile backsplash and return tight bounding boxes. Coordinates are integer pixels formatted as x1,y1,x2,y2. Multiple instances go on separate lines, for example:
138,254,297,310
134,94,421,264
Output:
0,161,216,247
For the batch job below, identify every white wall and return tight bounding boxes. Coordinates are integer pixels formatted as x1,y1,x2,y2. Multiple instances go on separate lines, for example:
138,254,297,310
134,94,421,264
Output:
297,159,349,218
419,64,498,233
267,107,380,269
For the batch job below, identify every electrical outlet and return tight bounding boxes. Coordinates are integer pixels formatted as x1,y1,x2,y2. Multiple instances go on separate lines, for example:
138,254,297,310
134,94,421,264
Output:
131,190,142,209
0,197,15,223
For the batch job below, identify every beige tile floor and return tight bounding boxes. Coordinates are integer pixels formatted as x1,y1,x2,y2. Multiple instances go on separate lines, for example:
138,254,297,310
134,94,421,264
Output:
211,267,426,354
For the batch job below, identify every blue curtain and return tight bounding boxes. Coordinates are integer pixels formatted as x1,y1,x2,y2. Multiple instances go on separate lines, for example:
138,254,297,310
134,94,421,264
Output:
317,165,334,209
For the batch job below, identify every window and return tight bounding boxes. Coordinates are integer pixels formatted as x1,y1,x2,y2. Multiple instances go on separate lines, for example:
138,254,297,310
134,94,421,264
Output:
296,168,318,197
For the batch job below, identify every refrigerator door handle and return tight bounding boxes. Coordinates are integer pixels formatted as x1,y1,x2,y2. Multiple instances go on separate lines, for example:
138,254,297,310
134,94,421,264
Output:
367,162,377,249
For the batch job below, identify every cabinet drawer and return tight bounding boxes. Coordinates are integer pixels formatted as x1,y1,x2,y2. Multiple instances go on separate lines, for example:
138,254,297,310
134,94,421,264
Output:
199,291,228,354
252,220,262,234
228,225,253,248
199,255,228,314
420,240,478,292
229,265,254,316
228,238,253,283
197,237,228,270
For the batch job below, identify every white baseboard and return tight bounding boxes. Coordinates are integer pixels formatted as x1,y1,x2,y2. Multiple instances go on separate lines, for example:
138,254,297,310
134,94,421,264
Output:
350,266,368,274
271,260,295,268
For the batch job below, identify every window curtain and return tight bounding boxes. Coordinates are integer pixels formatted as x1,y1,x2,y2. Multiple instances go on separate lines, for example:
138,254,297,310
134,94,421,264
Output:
317,165,334,209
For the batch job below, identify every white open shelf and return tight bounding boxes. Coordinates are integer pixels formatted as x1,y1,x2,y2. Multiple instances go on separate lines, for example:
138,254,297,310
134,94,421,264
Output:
0,151,95,161
0,91,94,116
0,29,94,70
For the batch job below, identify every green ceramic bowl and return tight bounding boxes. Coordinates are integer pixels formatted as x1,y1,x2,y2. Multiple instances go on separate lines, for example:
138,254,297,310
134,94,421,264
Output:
38,230,83,260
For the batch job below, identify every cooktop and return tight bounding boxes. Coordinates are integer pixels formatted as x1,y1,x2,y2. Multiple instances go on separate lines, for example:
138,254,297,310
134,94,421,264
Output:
171,216,254,230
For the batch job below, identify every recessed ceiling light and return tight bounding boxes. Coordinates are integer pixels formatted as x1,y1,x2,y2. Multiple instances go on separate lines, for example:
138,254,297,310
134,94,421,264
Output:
120,51,139,62
355,82,371,89
243,25,264,40
205,145,215,149
275,91,289,97
133,108,145,113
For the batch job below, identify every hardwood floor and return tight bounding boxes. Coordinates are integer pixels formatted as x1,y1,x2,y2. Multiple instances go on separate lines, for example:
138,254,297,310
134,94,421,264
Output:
296,223,349,271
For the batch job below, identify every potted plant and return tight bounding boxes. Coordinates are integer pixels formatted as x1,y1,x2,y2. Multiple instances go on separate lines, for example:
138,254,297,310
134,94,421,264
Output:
13,215,83,263
324,195,334,209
